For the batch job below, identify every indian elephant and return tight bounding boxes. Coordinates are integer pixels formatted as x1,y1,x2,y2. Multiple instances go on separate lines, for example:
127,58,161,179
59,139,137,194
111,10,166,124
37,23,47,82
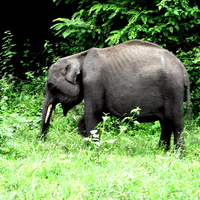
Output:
39,40,191,150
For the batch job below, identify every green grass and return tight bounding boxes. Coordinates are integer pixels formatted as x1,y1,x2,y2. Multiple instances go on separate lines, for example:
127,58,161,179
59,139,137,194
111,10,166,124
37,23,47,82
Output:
0,83,200,199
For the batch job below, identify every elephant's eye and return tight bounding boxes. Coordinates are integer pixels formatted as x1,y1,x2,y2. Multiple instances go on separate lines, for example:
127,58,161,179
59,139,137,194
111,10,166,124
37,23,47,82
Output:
47,82,56,91
65,65,70,73
62,65,70,76
47,82,53,88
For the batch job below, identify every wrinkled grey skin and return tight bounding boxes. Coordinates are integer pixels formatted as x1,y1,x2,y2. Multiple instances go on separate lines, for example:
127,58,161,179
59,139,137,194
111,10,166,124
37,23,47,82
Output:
40,40,191,150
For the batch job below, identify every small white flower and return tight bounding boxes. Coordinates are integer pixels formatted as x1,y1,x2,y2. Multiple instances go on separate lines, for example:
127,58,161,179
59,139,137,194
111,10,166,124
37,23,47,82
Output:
106,139,117,143
84,137,90,141
102,116,108,122
91,130,99,139
93,134,99,139
94,141,100,147
119,126,127,131
134,121,140,125
68,153,74,159
90,130,98,134
60,154,66,159
131,107,141,114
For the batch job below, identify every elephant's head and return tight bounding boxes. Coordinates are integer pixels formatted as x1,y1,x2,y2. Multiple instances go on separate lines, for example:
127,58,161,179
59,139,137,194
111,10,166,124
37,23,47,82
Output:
40,51,89,137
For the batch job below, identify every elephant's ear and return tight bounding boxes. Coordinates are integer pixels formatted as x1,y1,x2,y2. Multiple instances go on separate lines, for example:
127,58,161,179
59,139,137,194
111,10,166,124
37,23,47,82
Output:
65,66,80,85
64,58,81,85
62,50,90,84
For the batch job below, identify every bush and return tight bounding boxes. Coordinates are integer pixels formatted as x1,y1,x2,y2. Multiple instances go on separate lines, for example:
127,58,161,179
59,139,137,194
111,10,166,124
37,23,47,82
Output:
176,38,200,120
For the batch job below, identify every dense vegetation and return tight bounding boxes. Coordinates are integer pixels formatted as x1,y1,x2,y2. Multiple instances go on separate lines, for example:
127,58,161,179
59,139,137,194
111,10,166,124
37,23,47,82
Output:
0,0,200,198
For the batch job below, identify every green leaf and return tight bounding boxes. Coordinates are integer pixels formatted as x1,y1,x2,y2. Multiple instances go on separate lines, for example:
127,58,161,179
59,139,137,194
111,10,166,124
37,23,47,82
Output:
141,15,147,24
120,137,131,142
175,25,179,31
169,26,173,33
195,57,200,63
174,10,179,15
106,139,117,143
164,12,170,17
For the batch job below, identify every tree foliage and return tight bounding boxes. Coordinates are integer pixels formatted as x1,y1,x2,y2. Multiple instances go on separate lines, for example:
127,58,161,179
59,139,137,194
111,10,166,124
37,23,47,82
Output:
52,0,200,49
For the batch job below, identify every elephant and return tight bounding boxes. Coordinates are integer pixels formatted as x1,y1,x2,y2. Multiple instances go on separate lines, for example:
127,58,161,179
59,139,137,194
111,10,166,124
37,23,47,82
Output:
39,39,191,151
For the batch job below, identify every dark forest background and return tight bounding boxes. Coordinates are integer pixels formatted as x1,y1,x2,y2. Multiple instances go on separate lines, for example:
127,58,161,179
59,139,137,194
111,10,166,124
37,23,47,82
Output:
0,0,76,78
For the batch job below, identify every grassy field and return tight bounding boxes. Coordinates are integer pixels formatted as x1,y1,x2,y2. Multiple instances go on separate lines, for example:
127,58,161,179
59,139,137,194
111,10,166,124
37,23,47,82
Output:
0,83,200,199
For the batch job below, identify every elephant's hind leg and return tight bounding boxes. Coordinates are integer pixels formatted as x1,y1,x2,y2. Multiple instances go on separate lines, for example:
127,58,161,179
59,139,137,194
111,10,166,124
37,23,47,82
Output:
159,120,172,150
172,117,185,151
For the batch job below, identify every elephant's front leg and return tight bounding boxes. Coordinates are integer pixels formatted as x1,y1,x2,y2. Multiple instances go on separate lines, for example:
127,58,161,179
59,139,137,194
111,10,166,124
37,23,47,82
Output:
83,81,104,140
78,115,87,137
78,113,102,139
84,102,103,141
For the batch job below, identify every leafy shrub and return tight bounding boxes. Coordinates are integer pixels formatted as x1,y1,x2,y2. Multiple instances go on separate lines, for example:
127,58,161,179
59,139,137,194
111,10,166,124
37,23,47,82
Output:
0,31,16,78
176,38,200,119
0,32,46,153
84,107,141,151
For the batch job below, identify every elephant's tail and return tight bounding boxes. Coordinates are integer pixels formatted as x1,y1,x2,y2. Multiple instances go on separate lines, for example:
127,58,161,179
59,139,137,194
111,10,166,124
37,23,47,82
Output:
185,78,192,124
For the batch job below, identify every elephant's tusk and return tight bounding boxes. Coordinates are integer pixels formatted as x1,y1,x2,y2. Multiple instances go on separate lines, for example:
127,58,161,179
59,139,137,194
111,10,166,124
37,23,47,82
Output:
45,104,52,124
51,109,55,122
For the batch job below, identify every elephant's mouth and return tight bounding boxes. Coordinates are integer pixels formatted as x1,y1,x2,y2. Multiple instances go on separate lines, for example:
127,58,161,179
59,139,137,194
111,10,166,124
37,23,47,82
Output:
60,90,80,98
61,103,69,116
